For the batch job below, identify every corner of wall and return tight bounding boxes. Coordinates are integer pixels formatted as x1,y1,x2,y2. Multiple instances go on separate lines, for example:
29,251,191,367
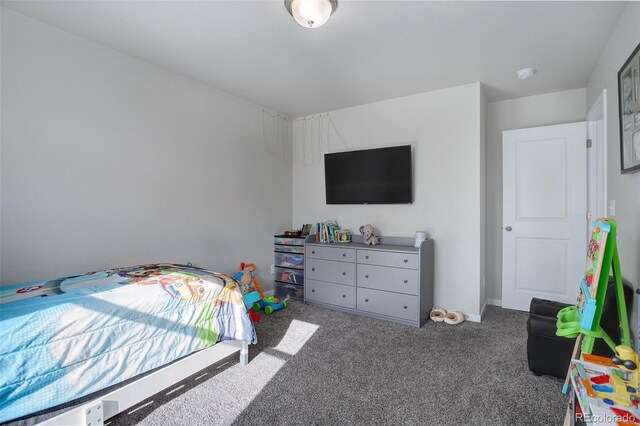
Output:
585,1,640,347
479,84,488,313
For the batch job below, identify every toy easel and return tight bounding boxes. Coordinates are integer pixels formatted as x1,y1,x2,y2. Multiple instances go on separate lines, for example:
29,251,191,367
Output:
557,219,631,392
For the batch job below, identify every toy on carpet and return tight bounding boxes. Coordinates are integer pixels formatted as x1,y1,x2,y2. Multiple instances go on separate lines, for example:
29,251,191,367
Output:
578,345,640,409
607,345,640,406
233,262,265,322
253,296,287,315
555,219,631,395
242,291,261,323
233,262,264,298
359,224,380,246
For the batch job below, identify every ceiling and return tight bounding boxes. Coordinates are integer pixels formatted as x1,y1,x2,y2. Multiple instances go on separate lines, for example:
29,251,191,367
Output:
1,1,627,117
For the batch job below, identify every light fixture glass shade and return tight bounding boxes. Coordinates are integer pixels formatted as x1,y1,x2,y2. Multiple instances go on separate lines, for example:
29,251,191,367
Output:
288,0,336,29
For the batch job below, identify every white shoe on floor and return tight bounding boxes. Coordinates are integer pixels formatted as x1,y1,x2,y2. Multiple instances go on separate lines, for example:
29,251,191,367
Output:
429,307,447,322
444,311,465,325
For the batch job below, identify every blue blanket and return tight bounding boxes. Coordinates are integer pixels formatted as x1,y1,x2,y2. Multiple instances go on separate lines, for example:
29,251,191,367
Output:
0,263,256,422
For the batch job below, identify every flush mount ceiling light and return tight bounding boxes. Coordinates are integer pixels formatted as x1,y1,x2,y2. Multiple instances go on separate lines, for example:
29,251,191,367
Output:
516,68,537,80
285,0,338,29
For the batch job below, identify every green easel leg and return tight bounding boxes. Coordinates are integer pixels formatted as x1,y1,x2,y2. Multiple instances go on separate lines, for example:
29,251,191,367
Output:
581,335,595,354
612,244,632,347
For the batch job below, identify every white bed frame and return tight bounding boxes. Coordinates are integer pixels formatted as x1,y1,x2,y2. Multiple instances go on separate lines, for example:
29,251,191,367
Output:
40,340,249,426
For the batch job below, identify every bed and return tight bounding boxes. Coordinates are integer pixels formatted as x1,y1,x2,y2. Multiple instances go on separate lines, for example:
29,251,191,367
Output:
0,263,256,424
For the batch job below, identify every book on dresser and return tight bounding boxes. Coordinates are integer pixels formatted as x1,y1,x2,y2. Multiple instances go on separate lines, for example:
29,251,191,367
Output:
304,234,434,327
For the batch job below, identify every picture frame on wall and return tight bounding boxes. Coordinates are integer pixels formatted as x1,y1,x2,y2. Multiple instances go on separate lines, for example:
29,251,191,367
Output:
617,42,640,174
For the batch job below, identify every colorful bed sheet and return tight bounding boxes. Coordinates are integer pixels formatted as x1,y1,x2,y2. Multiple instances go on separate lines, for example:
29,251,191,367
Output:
0,263,256,423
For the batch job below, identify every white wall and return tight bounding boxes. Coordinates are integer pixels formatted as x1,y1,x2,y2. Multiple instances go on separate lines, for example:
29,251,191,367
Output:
0,9,292,287
485,88,587,304
292,83,485,317
586,3,640,334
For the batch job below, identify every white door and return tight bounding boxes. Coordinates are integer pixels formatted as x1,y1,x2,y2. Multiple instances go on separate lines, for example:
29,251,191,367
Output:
502,122,587,311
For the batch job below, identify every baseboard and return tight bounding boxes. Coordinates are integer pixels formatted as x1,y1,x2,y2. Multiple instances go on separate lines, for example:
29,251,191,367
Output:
486,298,502,307
464,309,483,323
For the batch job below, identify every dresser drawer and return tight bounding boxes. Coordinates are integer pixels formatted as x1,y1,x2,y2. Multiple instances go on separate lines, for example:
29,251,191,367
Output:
357,250,419,269
306,258,356,286
274,268,304,285
274,236,305,246
306,245,355,262
274,245,305,254
306,279,356,309
274,252,304,269
274,282,304,301
357,287,418,322
357,264,419,295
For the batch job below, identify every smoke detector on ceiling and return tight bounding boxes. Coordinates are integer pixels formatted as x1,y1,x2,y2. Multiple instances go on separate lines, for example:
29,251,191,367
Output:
516,68,537,80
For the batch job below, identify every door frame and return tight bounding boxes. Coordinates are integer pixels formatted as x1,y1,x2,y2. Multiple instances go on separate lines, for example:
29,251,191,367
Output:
586,89,608,221
498,91,608,309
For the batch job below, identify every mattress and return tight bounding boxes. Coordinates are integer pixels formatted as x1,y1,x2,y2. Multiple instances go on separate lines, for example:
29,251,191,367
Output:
0,263,256,423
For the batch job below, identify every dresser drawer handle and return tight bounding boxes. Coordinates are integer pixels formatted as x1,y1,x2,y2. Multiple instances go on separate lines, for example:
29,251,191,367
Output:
403,259,408,263
342,294,346,298
365,255,369,259
365,298,369,302
342,253,346,257
365,275,369,279
342,272,346,276
403,305,408,309
312,289,315,293
403,280,408,283
312,268,315,271
312,250,315,254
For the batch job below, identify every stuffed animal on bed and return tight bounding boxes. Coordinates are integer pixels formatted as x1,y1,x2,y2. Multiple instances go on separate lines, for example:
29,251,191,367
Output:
233,262,265,298
359,224,380,246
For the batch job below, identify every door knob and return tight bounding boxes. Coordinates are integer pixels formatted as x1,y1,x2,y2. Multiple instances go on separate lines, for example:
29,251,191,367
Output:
505,226,513,232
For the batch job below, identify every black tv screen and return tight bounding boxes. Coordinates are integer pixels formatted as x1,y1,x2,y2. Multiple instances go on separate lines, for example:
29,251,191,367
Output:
324,145,412,204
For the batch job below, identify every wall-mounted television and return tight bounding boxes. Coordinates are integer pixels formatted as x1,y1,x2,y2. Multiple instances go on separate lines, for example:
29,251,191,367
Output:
324,145,412,204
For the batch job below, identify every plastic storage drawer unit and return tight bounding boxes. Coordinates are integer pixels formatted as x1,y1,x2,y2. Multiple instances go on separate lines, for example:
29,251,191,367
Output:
274,245,304,254
274,268,304,285
274,236,305,246
275,282,304,301
273,234,306,301
275,252,304,269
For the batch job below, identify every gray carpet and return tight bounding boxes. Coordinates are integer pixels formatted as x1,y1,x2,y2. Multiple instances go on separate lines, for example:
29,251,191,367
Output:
105,301,567,426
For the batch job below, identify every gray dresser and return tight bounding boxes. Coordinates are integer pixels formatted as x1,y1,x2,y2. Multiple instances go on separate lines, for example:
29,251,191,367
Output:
304,235,434,327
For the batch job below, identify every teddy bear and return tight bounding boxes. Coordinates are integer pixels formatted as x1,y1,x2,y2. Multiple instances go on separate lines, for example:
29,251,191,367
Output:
233,262,265,298
359,224,380,246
